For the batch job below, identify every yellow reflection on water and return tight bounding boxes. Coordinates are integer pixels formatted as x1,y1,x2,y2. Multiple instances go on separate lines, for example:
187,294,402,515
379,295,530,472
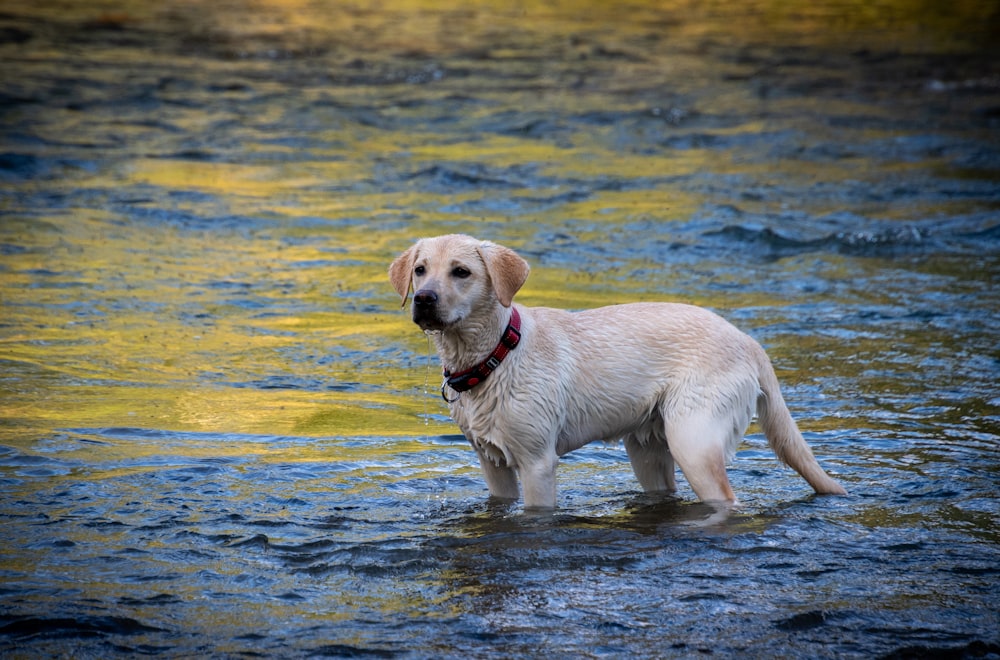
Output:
2,0,995,449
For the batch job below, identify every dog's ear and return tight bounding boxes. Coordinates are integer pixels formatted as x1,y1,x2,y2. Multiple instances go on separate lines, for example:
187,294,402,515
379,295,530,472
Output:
477,241,530,307
388,243,418,307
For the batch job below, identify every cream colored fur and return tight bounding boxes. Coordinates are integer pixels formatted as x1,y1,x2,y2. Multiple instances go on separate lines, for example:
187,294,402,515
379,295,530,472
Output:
390,234,847,510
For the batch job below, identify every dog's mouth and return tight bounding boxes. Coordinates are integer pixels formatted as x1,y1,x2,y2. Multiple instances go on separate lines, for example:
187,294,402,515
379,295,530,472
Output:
415,317,447,331
413,307,453,332
415,314,470,334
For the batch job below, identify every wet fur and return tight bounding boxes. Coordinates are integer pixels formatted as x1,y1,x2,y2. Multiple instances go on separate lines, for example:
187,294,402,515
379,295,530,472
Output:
390,234,846,509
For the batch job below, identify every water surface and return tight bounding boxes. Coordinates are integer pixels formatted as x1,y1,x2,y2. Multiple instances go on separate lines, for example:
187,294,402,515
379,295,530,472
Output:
1,0,999,657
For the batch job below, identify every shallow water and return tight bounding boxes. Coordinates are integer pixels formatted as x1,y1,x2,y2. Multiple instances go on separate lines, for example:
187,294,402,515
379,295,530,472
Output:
2,0,999,657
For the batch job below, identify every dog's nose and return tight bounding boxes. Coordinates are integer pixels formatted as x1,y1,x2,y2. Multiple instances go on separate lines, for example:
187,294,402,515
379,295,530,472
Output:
413,289,438,308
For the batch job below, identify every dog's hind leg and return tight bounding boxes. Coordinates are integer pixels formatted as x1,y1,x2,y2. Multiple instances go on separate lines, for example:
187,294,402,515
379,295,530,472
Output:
663,413,738,504
624,432,676,493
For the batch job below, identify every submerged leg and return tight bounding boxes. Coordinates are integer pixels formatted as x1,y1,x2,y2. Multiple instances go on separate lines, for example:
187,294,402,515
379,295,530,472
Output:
517,453,558,510
472,445,519,500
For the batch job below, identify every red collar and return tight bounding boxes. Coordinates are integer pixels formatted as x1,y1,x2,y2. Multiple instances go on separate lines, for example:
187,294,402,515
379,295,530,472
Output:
442,307,522,400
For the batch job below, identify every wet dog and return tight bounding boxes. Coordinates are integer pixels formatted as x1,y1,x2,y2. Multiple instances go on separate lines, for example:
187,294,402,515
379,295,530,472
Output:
390,234,846,509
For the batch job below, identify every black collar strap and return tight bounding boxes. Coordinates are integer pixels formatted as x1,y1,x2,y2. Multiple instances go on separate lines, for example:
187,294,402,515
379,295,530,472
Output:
442,307,522,400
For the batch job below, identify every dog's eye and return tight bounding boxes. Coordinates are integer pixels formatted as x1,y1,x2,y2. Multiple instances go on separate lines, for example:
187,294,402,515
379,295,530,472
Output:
452,267,471,279
414,265,425,276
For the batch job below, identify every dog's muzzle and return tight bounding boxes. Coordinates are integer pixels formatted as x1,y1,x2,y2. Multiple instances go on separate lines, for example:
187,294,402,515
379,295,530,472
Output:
412,289,443,329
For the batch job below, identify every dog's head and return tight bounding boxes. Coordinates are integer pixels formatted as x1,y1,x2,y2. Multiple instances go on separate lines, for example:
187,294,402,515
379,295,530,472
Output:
389,234,530,331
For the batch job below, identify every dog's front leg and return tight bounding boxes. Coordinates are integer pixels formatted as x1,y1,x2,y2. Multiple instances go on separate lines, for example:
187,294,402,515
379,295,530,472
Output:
518,453,558,510
472,445,520,500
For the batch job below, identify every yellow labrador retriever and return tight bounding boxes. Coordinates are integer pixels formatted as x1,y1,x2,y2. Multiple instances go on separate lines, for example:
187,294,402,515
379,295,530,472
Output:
390,234,846,509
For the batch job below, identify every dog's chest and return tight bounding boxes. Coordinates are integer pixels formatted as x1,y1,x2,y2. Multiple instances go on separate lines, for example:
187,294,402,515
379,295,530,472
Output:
449,391,515,467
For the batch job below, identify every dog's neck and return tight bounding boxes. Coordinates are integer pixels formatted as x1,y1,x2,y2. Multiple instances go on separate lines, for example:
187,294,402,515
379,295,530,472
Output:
431,304,514,373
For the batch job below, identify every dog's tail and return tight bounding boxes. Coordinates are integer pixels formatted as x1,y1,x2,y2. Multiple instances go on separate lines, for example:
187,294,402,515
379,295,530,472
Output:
755,347,847,495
